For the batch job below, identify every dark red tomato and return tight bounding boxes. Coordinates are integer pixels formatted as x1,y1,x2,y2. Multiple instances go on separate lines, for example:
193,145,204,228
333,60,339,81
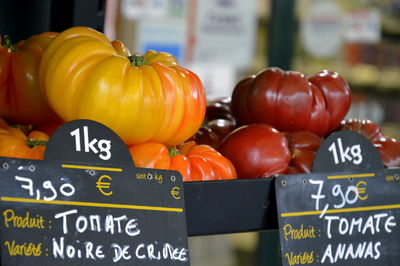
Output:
285,131,322,173
308,70,352,133
219,124,290,179
190,118,236,149
207,119,236,141
338,118,384,142
206,96,235,123
285,131,322,152
373,137,400,168
189,125,221,149
338,118,400,168
231,68,351,137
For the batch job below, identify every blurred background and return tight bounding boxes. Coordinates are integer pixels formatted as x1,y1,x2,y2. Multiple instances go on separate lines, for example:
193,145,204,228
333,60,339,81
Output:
1,0,400,265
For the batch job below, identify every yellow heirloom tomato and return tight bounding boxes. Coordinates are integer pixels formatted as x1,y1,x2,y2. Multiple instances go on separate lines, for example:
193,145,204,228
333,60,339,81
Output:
39,26,206,146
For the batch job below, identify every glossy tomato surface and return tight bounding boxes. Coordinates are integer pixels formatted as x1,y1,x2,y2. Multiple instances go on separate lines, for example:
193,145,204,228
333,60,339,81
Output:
338,118,384,142
219,124,290,179
231,68,351,137
40,27,206,146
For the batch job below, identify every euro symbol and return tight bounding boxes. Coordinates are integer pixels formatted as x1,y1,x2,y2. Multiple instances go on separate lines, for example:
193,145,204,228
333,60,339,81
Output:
171,186,181,200
356,181,368,200
96,175,113,196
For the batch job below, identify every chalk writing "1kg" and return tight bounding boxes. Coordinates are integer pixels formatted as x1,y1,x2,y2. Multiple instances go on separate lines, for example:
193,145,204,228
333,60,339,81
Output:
328,138,362,165
70,126,111,160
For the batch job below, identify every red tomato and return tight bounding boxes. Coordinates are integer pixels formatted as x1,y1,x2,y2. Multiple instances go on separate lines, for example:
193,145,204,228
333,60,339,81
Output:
207,119,236,141
189,125,221,150
206,96,235,123
285,131,322,173
373,138,400,168
231,68,351,137
338,118,399,168
190,118,236,149
219,124,290,179
338,118,384,142
0,32,61,126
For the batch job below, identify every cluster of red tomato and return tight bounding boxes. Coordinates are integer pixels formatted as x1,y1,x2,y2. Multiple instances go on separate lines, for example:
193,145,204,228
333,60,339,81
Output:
192,68,400,179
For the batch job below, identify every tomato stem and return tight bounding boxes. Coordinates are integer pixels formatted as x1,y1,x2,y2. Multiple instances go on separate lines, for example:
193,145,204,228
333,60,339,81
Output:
128,54,145,66
25,138,47,148
169,147,181,158
1,35,15,51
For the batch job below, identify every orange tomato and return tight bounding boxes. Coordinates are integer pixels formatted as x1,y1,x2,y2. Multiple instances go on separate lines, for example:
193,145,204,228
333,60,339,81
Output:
0,123,49,160
128,141,237,182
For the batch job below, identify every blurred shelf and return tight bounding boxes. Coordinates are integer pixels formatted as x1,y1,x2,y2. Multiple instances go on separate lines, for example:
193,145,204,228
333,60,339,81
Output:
294,61,400,91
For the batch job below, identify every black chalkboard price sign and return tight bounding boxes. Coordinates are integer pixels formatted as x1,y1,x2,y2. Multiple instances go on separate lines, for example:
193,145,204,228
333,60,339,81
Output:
0,120,189,265
275,131,400,265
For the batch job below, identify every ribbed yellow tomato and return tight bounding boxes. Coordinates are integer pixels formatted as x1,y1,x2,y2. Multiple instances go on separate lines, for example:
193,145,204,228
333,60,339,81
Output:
39,26,206,146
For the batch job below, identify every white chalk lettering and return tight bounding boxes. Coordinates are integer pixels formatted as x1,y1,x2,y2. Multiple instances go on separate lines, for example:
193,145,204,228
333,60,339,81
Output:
136,244,146,259
322,241,381,263
111,243,131,262
52,237,104,260
89,215,101,232
325,213,396,238
385,216,397,232
76,216,88,233
54,209,141,236
126,219,140,236
309,179,325,210
54,209,78,234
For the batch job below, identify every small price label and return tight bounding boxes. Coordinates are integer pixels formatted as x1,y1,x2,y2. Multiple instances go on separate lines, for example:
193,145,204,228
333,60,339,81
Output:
312,131,383,173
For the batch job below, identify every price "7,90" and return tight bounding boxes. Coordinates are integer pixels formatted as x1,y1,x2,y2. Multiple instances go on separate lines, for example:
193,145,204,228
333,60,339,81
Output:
310,179,359,214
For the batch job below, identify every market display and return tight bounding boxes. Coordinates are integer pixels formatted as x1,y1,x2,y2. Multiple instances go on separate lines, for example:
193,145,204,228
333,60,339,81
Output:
0,26,399,181
1,2,400,265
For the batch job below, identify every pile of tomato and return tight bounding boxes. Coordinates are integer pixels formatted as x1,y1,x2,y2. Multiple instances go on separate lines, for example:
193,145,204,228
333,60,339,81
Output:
1,26,399,181
192,69,400,178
